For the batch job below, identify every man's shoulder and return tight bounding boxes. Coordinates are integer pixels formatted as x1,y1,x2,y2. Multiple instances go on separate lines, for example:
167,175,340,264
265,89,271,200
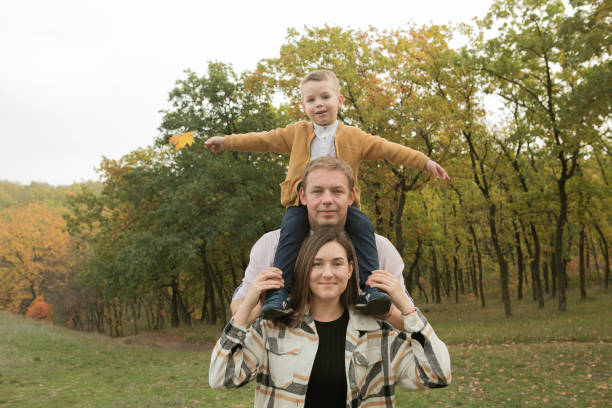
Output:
250,230,280,254
254,230,396,256
374,233,396,250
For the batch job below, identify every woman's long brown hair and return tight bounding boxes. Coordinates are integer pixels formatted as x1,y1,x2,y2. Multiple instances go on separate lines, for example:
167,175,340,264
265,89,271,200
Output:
289,228,359,326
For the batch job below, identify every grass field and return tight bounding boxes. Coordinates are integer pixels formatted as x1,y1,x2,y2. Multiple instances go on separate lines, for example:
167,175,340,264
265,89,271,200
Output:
1,289,611,407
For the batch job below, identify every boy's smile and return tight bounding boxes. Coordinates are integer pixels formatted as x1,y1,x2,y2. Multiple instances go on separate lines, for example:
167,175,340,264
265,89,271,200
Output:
301,78,344,126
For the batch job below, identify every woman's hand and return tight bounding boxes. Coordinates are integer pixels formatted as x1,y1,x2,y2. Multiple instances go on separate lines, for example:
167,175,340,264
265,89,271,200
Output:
366,270,415,316
234,267,284,326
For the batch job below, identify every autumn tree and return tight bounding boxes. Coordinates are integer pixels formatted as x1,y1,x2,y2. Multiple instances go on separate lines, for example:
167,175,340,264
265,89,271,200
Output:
0,203,74,313
65,62,288,328
477,0,611,310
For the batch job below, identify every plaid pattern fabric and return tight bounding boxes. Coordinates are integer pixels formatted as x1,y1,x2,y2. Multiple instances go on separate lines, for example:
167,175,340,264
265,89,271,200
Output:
209,308,451,407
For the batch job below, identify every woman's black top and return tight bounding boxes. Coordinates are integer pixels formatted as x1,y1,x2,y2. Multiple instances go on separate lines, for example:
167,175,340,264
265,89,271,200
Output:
305,308,350,408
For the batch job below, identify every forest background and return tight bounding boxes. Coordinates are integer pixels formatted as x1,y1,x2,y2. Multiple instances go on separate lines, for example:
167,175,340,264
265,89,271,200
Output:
1,0,610,337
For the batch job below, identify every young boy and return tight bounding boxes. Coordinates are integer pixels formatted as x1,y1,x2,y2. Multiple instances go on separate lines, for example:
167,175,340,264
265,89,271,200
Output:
204,70,449,319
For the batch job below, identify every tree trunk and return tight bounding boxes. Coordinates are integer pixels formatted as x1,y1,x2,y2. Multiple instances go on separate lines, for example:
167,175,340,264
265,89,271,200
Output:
373,188,384,231
530,223,544,307
443,256,451,299
143,299,152,331
579,225,587,300
156,292,165,330
554,174,570,311
488,204,512,316
430,246,441,304
394,180,407,256
453,236,461,303
170,278,180,328
469,225,486,307
478,258,485,308
414,265,429,303
210,263,228,324
131,301,139,335
405,238,423,295
453,258,459,303
513,221,525,301
593,223,610,290
177,290,192,327
588,229,601,281
550,244,557,298
521,221,544,308
470,252,479,298
199,241,218,323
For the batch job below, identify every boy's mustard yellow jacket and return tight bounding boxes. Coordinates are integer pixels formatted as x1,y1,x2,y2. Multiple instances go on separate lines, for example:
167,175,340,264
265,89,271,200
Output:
224,121,429,207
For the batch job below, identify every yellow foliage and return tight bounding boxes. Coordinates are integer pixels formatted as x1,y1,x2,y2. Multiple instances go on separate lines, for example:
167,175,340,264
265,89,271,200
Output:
169,132,195,150
0,203,72,312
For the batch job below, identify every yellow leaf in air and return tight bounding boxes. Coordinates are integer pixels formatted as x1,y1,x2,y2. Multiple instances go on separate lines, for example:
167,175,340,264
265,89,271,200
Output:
169,132,195,150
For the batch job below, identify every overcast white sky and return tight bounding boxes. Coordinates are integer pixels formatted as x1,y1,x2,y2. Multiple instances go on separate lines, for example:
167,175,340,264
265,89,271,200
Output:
0,0,494,186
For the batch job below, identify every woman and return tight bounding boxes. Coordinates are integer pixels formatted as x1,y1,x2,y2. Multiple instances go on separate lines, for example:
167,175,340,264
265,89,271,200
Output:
209,228,451,407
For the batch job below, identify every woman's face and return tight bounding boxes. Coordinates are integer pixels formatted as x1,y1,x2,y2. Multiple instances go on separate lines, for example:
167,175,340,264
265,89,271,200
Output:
309,241,353,302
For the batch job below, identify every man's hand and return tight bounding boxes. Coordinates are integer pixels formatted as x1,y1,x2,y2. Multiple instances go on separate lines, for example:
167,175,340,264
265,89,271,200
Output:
366,270,415,316
233,267,283,326
424,159,450,181
204,136,226,154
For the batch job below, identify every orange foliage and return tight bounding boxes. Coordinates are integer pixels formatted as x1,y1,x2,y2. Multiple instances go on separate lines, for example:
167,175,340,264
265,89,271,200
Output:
25,296,53,321
0,202,74,312
169,131,195,149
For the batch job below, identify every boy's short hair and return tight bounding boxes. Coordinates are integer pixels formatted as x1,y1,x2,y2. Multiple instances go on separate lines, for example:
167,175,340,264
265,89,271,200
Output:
300,70,341,94
301,157,355,192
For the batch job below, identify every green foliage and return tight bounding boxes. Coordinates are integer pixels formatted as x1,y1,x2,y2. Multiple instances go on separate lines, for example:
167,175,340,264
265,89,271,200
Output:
63,63,288,326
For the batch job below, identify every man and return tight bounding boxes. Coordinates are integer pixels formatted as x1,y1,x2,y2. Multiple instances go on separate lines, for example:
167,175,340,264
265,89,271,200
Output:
231,157,410,325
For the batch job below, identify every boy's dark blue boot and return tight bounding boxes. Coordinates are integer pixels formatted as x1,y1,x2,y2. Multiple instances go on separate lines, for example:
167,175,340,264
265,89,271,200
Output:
355,287,392,316
261,288,294,320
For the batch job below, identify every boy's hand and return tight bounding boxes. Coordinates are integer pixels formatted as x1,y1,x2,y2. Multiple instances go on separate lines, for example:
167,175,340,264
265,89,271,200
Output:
424,159,450,181
204,136,226,153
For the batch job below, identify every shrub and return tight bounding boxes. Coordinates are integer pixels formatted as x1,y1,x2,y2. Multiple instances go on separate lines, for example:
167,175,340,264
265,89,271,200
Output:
25,296,53,321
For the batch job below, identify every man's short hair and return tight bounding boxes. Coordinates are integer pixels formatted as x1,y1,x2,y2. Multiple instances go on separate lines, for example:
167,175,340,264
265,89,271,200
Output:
301,157,355,191
300,69,341,94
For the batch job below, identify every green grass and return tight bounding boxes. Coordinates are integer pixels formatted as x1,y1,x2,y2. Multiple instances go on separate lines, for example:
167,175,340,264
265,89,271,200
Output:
1,289,611,407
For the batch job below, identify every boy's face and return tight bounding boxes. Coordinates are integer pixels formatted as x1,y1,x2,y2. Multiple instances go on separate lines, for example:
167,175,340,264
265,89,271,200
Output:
301,79,344,126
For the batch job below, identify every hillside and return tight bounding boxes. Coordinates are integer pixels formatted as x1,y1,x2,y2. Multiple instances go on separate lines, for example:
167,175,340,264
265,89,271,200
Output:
1,291,610,407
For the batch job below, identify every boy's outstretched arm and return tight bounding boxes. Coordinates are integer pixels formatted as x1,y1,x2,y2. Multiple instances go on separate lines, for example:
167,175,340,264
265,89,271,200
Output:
204,136,226,154
424,159,450,181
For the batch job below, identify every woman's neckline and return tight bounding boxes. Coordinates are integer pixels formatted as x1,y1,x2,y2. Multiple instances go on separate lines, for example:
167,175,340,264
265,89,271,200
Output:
313,307,347,323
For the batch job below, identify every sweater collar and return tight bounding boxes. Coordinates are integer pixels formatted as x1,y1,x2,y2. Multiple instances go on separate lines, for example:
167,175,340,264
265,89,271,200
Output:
312,120,338,138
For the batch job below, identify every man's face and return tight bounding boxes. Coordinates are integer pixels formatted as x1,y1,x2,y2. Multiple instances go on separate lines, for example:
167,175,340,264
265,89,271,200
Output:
299,168,354,230
301,79,344,126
